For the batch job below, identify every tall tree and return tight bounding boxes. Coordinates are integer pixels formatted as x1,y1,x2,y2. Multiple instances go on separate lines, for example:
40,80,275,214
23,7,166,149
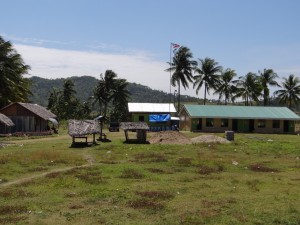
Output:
47,80,85,120
0,36,31,108
93,70,129,139
110,79,130,122
214,68,237,105
193,57,222,105
235,72,262,106
166,46,196,111
94,70,118,119
274,74,300,109
259,69,280,106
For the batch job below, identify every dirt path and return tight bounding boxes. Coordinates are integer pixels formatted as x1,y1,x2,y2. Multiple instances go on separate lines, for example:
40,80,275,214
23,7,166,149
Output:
0,153,96,188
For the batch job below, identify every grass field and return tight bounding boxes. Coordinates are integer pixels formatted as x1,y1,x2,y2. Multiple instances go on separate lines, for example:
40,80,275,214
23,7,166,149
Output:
0,129,299,225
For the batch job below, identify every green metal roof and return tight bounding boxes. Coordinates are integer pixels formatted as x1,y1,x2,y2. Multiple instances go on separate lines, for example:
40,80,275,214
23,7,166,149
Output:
183,105,300,120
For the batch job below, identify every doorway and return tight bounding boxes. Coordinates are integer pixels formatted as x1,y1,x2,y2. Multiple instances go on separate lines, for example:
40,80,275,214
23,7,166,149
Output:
232,119,238,131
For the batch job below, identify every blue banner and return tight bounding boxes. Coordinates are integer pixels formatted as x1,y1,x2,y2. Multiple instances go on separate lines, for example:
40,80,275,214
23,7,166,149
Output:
149,114,171,122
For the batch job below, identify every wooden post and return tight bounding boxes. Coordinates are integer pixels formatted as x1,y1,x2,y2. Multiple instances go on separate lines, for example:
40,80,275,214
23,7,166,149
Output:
93,133,96,144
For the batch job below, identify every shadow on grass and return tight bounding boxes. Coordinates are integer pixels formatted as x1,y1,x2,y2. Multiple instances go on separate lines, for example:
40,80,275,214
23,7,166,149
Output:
69,142,100,148
123,140,150,144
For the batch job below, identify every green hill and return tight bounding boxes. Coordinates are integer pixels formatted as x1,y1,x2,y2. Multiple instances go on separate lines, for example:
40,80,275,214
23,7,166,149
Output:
29,76,200,106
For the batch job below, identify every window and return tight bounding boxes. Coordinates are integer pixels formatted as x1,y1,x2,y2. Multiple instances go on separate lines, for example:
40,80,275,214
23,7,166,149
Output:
221,119,228,127
138,115,144,122
206,118,214,127
273,120,280,128
257,120,266,128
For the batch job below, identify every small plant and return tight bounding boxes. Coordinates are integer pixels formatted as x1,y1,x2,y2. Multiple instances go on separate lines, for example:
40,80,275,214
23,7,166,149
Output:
76,170,107,184
135,191,174,200
120,168,145,179
45,171,62,179
68,204,84,209
197,164,223,175
146,168,165,174
133,152,168,163
177,157,193,166
0,205,28,215
127,199,165,209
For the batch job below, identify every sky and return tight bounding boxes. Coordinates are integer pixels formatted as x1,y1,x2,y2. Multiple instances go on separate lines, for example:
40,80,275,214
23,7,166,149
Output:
1,0,300,99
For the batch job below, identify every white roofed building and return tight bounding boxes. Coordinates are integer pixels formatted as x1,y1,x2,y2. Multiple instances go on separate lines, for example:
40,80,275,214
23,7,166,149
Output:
128,103,178,131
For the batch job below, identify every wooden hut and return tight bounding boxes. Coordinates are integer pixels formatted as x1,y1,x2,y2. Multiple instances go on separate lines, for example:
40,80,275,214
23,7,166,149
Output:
0,102,57,135
120,122,149,143
0,113,15,135
68,120,100,145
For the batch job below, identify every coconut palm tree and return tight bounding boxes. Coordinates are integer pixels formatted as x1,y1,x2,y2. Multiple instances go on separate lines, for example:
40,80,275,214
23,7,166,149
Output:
94,70,118,119
193,57,222,105
214,68,237,105
110,79,130,122
274,74,300,109
166,46,196,110
0,36,31,108
234,72,262,106
259,69,280,106
94,70,130,139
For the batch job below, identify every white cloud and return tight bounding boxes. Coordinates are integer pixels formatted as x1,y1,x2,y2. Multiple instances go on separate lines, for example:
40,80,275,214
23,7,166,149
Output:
15,44,187,95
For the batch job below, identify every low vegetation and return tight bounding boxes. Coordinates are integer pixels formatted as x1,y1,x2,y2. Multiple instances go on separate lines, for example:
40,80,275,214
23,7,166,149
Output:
0,130,299,224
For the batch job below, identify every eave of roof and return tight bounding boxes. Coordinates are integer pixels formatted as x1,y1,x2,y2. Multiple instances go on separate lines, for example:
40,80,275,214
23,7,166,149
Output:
0,113,14,126
182,105,300,120
120,122,149,130
128,103,176,113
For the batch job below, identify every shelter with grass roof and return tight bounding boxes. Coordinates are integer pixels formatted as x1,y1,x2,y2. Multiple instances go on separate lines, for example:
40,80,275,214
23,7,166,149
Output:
179,105,300,134
0,113,15,135
0,102,58,135
120,122,149,143
68,119,100,145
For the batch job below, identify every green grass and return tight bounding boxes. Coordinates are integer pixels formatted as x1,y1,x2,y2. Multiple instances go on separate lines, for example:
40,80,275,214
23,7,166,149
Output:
0,131,300,224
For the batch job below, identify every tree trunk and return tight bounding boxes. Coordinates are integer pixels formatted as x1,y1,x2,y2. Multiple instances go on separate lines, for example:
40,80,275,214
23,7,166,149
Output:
203,83,207,105
177,81,181,112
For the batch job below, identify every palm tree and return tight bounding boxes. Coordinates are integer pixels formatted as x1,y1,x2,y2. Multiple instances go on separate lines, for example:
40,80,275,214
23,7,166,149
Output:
110,79,130,122
166,46,196,110
94,70,130,139
259,69,280,106
94,70,118,119
193,57,222,105
274,74,300,109
234,72,262,106
214,68,237,105
0,36,31,108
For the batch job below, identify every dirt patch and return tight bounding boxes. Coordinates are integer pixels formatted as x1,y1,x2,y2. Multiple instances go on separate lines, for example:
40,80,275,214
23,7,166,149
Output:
191,135,230,144
249,163,279,172
149,131,192,144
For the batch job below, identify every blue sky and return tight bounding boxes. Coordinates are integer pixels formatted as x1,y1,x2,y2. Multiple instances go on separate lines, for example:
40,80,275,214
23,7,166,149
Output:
1,0,300,98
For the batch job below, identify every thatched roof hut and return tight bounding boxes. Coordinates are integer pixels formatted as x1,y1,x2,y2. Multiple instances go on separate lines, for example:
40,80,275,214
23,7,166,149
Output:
120,122,149,143
68,120,100,144
0,102,57,134
0,113,14,127
18,103,57,120
68,120,100,136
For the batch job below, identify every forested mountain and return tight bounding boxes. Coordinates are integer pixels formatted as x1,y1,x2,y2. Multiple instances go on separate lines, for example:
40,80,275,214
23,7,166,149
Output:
29,76,200,107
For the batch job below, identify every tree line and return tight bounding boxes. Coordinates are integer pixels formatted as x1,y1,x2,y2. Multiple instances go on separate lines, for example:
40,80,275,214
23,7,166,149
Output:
47,70,130,122
1,35,299,121
167,46,300,110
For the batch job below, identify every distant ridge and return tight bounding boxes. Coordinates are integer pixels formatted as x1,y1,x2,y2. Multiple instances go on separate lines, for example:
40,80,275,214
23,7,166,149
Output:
29,76,200,106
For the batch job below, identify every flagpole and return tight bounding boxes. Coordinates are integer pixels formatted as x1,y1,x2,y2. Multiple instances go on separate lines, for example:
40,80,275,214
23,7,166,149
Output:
169,43,172,114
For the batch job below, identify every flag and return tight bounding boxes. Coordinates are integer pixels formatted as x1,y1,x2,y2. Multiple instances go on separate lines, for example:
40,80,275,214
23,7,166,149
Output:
171,43,180,49
171,43,180,53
